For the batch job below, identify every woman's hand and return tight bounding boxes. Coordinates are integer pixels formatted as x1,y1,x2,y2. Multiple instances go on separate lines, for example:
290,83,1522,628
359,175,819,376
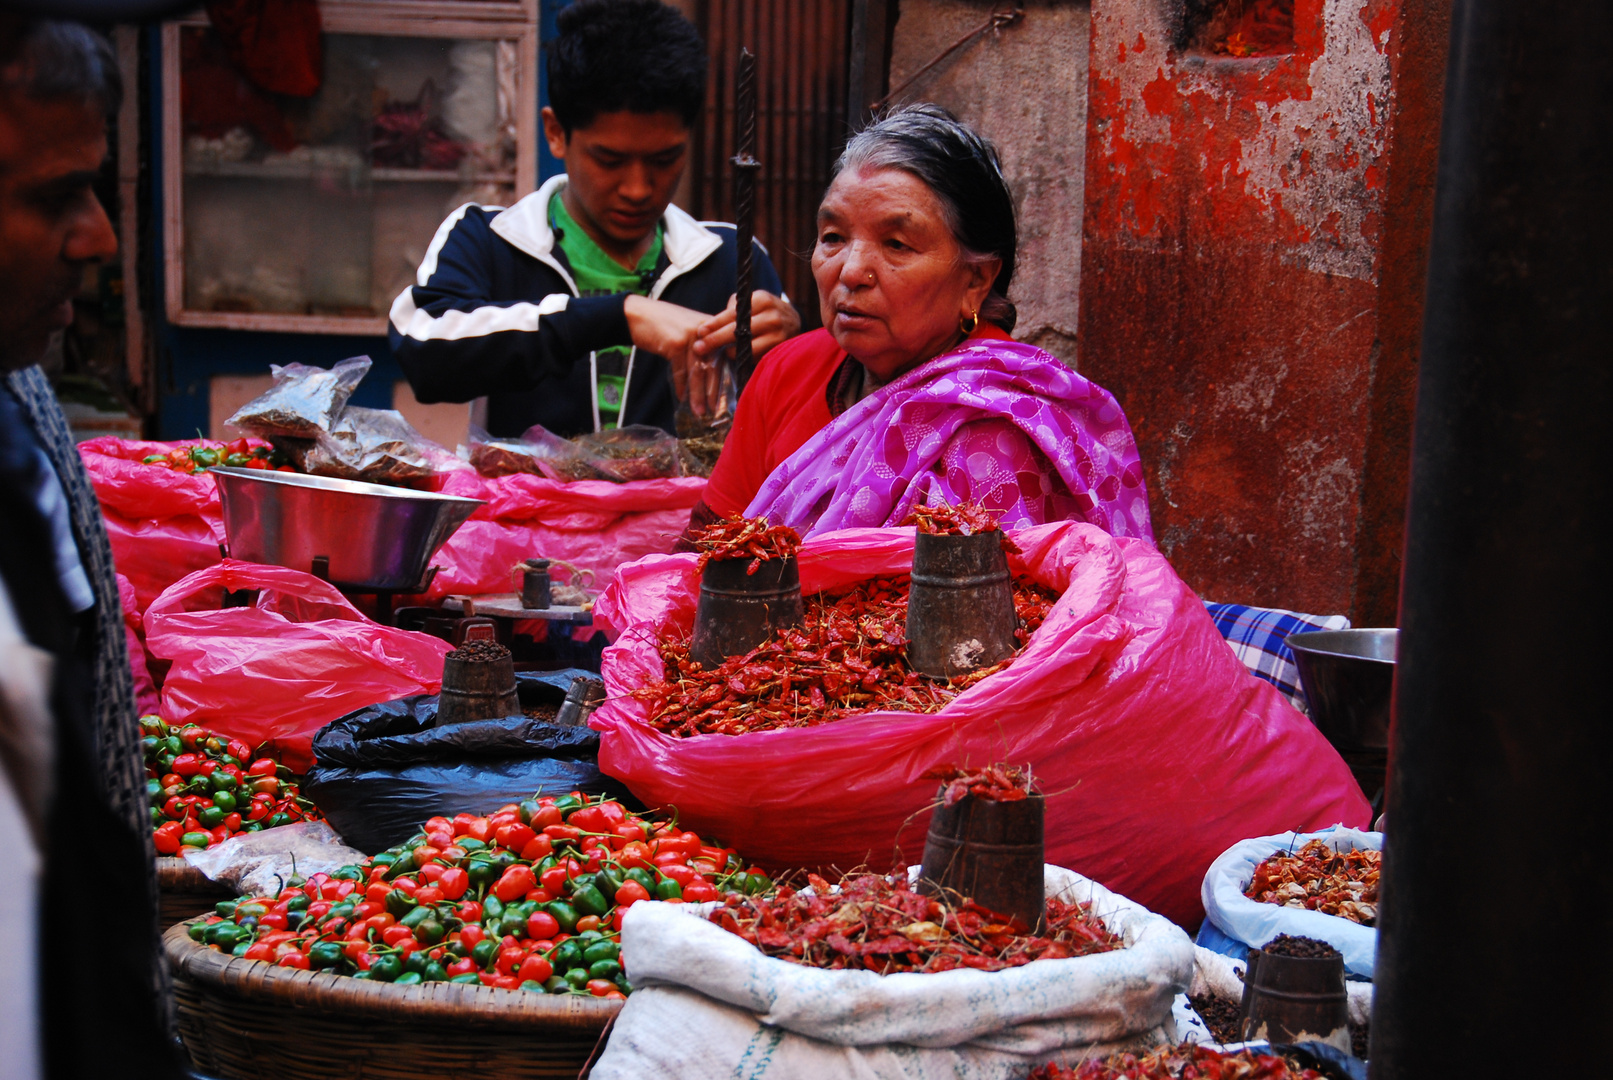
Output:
691,291,801,368
624,294,716,413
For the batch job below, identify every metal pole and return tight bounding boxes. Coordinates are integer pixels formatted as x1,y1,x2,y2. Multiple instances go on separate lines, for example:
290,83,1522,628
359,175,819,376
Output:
730,46,761,381
1370,1,1611,1076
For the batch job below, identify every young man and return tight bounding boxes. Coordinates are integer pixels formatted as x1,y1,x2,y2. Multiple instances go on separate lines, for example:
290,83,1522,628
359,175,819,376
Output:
389,0,799,438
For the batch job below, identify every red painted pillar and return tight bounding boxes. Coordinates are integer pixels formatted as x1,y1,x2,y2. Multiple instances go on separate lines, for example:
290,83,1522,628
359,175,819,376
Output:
1079,0,1445,620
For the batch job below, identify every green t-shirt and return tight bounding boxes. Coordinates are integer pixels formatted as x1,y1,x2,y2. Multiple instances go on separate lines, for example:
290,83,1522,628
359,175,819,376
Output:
551,192,664,429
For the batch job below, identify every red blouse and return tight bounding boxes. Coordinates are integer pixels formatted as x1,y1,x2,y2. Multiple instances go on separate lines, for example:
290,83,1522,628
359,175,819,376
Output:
704,324,1013,517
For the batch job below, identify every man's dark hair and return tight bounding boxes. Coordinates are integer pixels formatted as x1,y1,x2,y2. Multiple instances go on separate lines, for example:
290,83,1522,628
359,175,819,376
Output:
546,0,706,135
0,19,121,114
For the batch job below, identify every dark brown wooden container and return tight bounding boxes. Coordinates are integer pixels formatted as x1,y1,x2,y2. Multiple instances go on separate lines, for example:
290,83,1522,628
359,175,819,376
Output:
435,648,520,726
165,922,618,1080
157,857,235,926
688,554,804,668
917,789,1046,933
1239,946,1351,1051
905,531,1018,677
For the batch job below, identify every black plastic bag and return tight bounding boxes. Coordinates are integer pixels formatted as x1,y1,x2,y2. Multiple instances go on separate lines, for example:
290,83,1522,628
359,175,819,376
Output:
1269,1043,1368,1080
304,670,637,853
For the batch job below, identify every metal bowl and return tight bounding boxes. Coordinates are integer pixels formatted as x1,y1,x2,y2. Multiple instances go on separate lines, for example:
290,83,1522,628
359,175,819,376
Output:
212,467,483,591
1287,628,1398,751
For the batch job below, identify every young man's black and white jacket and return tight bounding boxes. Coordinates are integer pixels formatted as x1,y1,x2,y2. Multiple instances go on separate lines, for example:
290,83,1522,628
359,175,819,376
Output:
388,174,786,439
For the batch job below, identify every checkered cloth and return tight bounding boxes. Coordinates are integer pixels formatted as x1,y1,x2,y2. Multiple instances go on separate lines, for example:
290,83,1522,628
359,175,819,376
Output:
1202,602,1351,713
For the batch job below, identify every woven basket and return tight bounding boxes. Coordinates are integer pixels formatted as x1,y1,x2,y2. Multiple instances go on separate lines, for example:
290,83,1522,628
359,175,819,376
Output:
158,857,235,926
165,922,622,1080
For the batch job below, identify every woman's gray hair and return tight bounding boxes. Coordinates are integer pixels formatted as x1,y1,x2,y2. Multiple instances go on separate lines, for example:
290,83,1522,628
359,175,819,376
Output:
833,103,1018,332
1,21,121,114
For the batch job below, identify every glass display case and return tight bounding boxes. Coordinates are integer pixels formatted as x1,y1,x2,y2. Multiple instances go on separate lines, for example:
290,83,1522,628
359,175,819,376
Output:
162,2,538,334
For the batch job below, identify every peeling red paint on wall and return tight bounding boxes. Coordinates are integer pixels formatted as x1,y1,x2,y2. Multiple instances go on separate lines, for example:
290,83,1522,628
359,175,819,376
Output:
1079,0,1405,616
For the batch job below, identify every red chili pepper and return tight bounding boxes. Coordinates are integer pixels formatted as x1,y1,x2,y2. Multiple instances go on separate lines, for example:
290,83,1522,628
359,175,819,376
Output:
492,865,537,903
153,821,183,855
438,868,470,900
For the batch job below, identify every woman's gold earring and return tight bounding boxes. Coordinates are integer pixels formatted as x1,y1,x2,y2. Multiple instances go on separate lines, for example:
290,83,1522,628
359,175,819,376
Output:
960,309,979,335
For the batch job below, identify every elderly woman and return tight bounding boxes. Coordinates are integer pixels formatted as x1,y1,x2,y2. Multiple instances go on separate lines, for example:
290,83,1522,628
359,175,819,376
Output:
685,105,1152,539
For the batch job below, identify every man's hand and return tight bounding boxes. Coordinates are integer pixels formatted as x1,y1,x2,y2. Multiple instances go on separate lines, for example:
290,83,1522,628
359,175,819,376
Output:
624,294,718,414
691,291,802,368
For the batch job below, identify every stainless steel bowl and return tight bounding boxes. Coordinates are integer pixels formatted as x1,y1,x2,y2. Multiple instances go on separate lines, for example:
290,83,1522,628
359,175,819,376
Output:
1287,628,1398,751
212,467,483,590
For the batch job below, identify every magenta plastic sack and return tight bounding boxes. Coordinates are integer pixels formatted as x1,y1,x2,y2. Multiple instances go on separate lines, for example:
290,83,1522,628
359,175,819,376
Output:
410,471,705,601
591,522,1371,928
144,560,451,759
79,437,231,612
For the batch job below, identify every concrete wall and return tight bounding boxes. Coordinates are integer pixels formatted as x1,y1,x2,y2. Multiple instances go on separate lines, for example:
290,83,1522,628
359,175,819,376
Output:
887,0,1444,621
887,1,1092,363
1078,0,1444,620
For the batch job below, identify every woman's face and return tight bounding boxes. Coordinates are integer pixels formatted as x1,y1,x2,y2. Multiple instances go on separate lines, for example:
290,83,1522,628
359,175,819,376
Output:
811,167,999,382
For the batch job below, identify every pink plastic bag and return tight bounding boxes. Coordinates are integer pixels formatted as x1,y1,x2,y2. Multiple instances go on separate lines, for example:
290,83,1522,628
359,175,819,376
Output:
144,560,451,759
412,471,705,601
79,438,232,612
592,522,1370,928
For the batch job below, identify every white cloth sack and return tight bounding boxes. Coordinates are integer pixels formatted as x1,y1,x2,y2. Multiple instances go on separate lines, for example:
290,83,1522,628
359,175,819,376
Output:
590,865,1195,1080
1200,826,1381,978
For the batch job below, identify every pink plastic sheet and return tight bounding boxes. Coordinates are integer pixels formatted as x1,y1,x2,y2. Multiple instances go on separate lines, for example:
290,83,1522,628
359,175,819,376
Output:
144,560,450,760
413,472,706,601
592,522,1370,928
79,439,703,612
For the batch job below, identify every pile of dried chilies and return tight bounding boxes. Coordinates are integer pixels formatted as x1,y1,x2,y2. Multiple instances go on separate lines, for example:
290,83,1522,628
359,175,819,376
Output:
692,515,802,575
1031,1043,1325,1080
923,763,1034,806
643,577,940,736
708,871,1122,975
1244,838,1380,926
638,574,1058,737
903,502,1019,548
642,508,1057,736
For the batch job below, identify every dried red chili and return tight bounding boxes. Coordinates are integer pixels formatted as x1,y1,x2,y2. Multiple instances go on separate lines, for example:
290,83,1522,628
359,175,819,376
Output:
708,871,1122,976
901,501,1022,553
691,515,802,575
1244,838,1380,926
635,575,1059,737
922,763,1033,806
1031,1043,1325,1080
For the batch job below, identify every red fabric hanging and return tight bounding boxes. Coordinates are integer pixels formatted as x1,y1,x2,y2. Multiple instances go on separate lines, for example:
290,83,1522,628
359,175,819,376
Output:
204,0,323,98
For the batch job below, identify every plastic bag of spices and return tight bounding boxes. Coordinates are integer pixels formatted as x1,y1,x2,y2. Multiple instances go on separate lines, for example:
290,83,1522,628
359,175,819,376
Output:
224,355,370,439
464,422,582,479
292,406,451,486
591,522,1372,930
572,424,681,483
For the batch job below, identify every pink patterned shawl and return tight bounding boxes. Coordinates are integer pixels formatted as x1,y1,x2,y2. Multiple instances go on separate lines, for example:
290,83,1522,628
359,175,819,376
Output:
744,337,1153,540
